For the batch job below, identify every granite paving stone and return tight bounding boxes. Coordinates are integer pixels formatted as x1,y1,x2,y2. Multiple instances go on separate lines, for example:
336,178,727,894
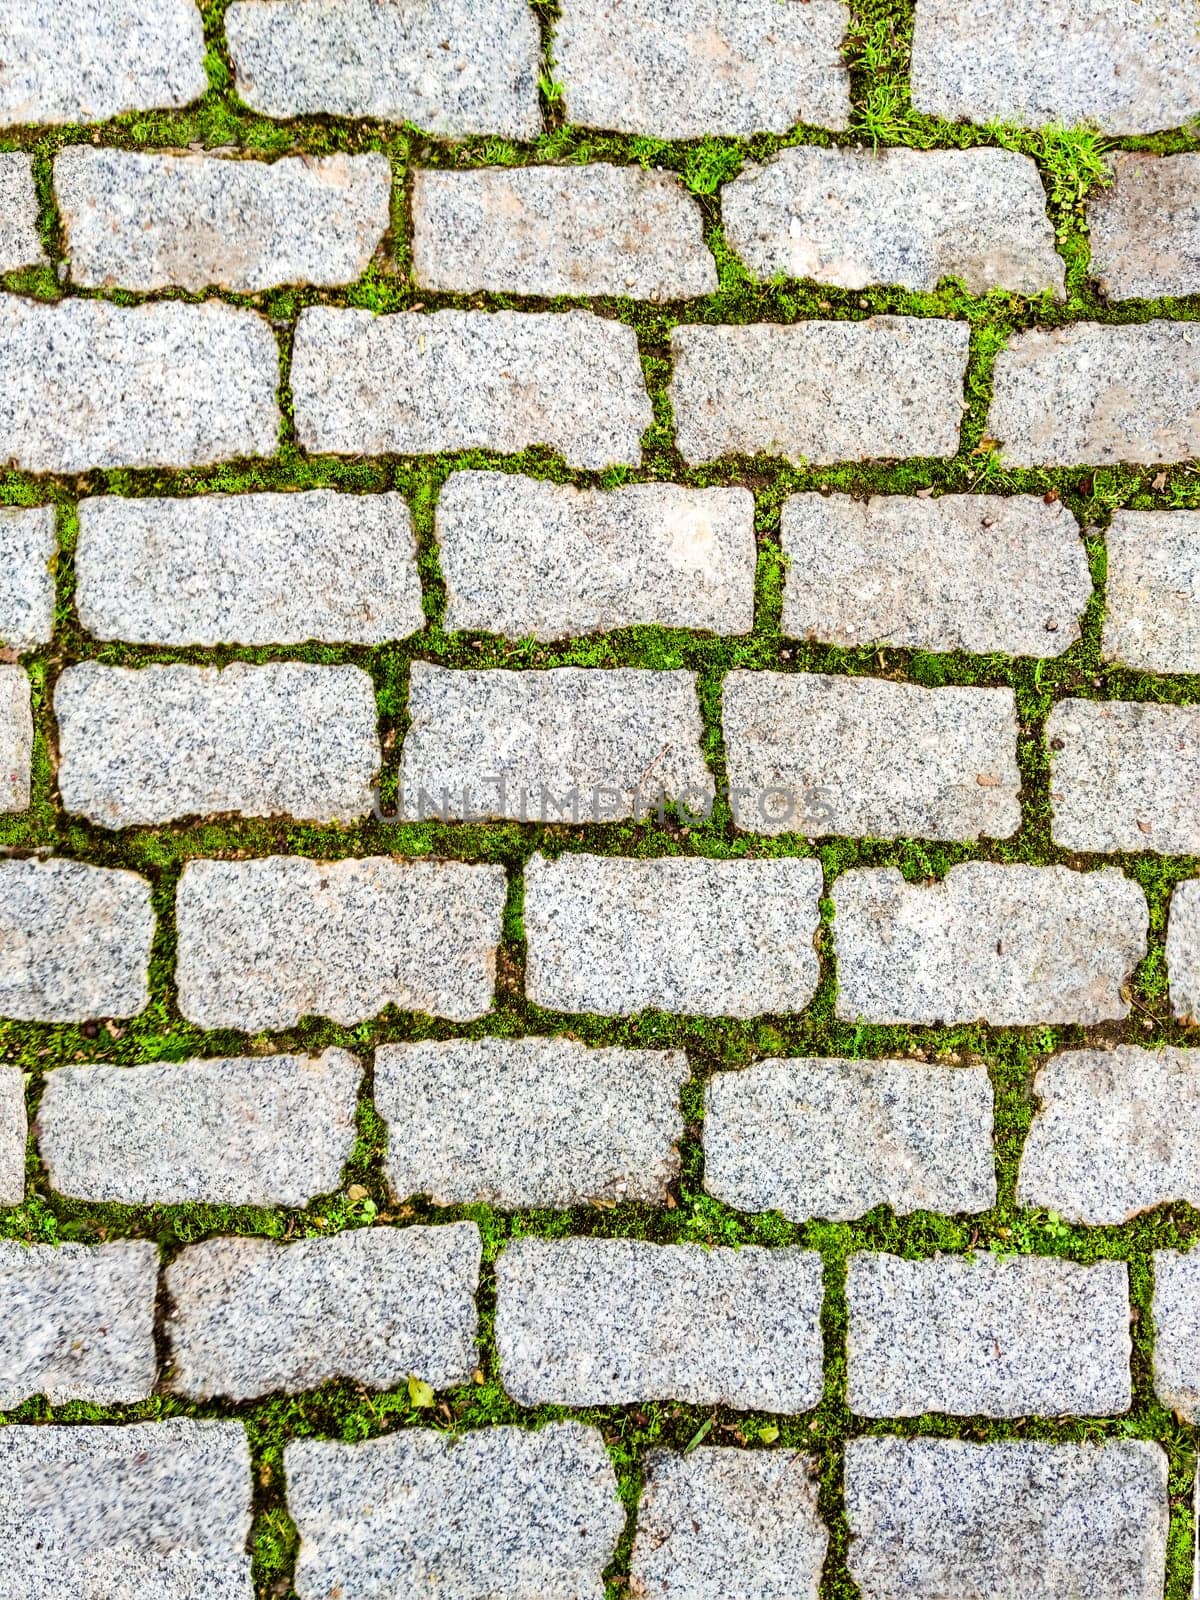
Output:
1101,510,1200,675
37,1049,363,1207
293,306,650,469
0,505,56,652
1169,880,1200,1023
524,853,822,1017
76,490,424,646
437,472,756,639
0,1238,157,1406
781,492,1090,655
833,863,1148,1025
704,1056,996,1223
287,1423,623,1600
376,1036,688,1208
176,855,506,1030
1089,153,1200,301
412,163,716,300
56,147,392,292
669,318,970,465
0,1068,25,1206
0,153,45,271
496,1236,824,1411
55,661,381,828
0,666,33,814
1151,1248,1200,1421
166,1223,481,1401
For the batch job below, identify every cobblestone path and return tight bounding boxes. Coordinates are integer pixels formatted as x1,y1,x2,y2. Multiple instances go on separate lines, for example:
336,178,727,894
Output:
0,1,1199,1596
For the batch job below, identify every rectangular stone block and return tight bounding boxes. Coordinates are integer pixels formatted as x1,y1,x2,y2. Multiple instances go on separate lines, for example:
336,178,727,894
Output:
0,1067,25,1205
631,1449,828,1600
412,163,715,300
176,855,506,1030
722,671,1020,841
0,504,55,651
165,1223,481,1400
56,147,391,292
845,1437,1168,1600
293,307,650,469
524,852,822,1017
781,492,1090,656
77,490,424,646
847,1252,1131,1418
37,1049,363,1208
704,1056,995,1223
910,0,1200,134
496,1236,824,1411
1102,510,1200,675
1018,1046,1200,1224
437,471,755,639
398,662,712,822
669,318,969,465
833,862,1148,1025
225,0,541,136
0,0,207,125
0,665,32,812
1089,153,1200,300
0,153,44,270
1151,1248,1200,1421
1048,699,1200,855
287,1423,622,1600
989,323,1200,466
0,1419,253,1600
0,857,153,1022
377,1036,687,1208
0,1238,157,1406
724,146,1063,295
554,0,851,136
56,661,381,828
1169,879,1200,1023
0,296,280,472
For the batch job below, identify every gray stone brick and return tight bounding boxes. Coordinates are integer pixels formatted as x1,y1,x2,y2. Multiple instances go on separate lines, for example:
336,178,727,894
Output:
0,504,55,652
782,492,1090,656
631,1448,828,1600
833,863,1148,1025
989,322,1200,466
1018,1046,1200,1224
0,0,207,125
724,146,1063,295
554,0,851,137
76,490,424,646
0,857,153,1022
377,1036,687,1208
176,855,506,1030
496,1236,824,1411
669,318,969,465
524,852,822,1017
37,1049,362,1207
0,1068,26,1206
166,1223,481,1401
847,1252,1131,1419
56,661,380,829
910,0,1200,134
0,296,280,473
1102,510,1200,675
704,1056,995,1223
0,1238,157,1406
845,1437,1168,1600
1169,879,1200,1023
225,0,541,137
0,153,44,271
1048,698,1200,855
1089,153,1200,301
1151,1248,1200,1421
437,472,756,639
293,306,650,469
287,1423,622,1600
0,665,32,813
398,662,712,822
412,163,716,300
722,671,1020,841
0,1419,253,1600
57,147,391,292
